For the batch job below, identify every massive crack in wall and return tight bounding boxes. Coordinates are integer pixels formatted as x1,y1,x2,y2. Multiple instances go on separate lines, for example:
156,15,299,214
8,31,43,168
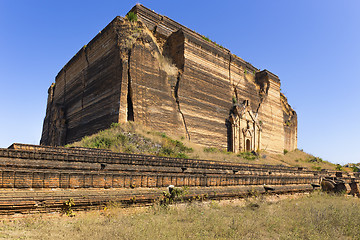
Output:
121,21,185,137
41,4,297,153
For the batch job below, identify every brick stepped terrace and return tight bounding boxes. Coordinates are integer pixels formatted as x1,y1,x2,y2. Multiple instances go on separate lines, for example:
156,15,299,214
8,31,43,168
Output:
0,143,358,215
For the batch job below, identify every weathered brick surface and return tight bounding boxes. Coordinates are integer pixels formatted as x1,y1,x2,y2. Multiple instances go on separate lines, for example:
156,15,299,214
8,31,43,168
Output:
2,171,15,188
0,144,358,214
0,185,315,215
40,4,297,154
14,172,32,188
44,173,60,188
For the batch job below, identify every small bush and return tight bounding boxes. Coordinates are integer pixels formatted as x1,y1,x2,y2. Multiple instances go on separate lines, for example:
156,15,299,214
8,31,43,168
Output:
170,139,193,152
90,136,113,149
336,164,343,171
203,147,218,153
116,133,127,144
62,198,75,217
159,132,167,138
232,96,237,104
215,42,224,49
351,166,360,172
312,166,322,171
110,122,120,128
308,157,323,163
220,149,231,155
176,153,189,159
126,12,137,22
283,149,288,155
202,35,211,42
237,152,256,160
160,147,174,156
160,186,188,207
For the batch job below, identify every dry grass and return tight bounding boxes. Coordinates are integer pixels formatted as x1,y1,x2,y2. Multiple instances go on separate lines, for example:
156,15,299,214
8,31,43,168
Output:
153,51,178,76
1,192,360,239
269,149,341,171
67,122,342,171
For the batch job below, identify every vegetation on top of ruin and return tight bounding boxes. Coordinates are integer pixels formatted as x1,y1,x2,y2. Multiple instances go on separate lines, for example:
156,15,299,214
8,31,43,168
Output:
125,12,138,22
201,35,225,49
67,122,347,171
343,163,360,172
2,192,360,239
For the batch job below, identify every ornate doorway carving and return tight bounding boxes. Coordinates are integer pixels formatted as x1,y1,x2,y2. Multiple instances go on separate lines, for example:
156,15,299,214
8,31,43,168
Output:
229,100,261,153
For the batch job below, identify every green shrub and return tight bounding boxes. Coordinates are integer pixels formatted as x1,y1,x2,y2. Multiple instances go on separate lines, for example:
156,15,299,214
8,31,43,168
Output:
237,152,256,160
110,122,120,128
283,149,288,155
351,166,360,172
215,42,224,49
203,147,218,153
220,149,232,155
176,153,189,159
62,198,75,217
116,133,127,144
308,157,323,163
312,166,322,171
336,164,343,171
126,12,137,22
232,96,237,104
160,186,188,206
170,139,193,152
160,147,174,156
89,136,113,149
158,132,167,138
202,35,211,42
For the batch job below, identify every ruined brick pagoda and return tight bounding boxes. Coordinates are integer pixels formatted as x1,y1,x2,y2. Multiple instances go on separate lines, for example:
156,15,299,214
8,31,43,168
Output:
41,4,297,154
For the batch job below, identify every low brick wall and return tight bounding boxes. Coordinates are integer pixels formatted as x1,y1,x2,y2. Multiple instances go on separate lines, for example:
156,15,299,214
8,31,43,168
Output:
0,143,358,214
0,185,314,215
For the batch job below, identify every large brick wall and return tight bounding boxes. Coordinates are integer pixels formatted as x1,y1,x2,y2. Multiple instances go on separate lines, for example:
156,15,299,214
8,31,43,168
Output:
41,4,297,154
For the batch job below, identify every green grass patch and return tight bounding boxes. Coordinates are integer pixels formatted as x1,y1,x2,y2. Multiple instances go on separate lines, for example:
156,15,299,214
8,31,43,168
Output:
336,164,343,171
203,147,218,153
69,122,193,159
126,12,137,22
237,152,256,160
201,35,211,42
312,166,322,171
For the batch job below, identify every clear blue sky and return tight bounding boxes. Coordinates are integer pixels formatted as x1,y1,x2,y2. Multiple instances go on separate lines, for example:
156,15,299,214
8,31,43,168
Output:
1,0,359,164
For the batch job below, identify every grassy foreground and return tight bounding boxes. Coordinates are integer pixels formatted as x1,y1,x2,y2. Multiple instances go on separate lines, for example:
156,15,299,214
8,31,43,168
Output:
67,122,341,171
0,192,359,239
